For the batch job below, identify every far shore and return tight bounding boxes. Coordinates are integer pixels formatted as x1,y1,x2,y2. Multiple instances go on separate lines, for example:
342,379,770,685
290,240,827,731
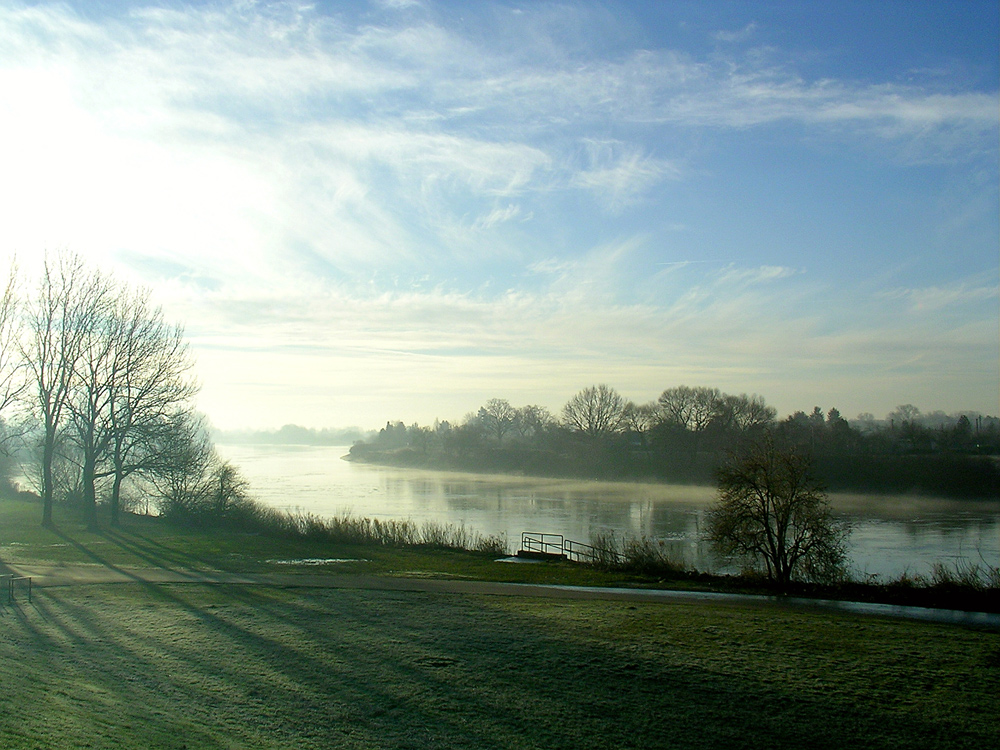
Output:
345,450,1000,507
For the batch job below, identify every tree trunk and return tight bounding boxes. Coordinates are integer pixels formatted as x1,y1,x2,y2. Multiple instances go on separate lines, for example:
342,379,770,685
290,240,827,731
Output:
82,452,98,531
110,471,124,527
41,438,55,527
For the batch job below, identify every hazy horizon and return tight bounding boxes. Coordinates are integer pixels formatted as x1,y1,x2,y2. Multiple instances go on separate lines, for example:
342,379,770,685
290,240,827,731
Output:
2,1,997,431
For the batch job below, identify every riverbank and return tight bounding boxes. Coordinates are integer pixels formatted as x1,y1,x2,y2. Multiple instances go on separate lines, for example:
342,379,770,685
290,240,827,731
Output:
2,494,997,614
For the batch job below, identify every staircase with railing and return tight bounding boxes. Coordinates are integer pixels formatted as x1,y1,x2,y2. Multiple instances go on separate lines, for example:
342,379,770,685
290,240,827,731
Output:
517,532,623,565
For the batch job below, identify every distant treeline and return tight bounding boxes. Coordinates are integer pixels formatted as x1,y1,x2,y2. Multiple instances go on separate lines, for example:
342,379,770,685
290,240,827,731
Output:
213,424,369,446
348,385,1000,499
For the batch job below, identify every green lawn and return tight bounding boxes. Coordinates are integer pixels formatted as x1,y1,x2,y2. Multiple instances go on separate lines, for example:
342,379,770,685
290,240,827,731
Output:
2,583,998,749
2,497,998,749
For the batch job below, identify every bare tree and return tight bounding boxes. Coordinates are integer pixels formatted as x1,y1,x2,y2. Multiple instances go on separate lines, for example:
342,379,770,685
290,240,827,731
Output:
513,404,553,439
145,411,214,517
22,253,99,526
104,288,198,526
888,404,921,426
715,393,776,434
707,436,849,589
657,385,722,432
478,398,516,444
0,264,29,455
65,270,119,530
22,254,199,528
144,412,252,527
622,400,659,435
562,384,626,440
208,457,251,517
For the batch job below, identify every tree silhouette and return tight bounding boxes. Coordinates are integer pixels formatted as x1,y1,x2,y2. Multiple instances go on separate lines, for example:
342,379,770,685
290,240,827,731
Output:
708,436,849,588
562,384,626,440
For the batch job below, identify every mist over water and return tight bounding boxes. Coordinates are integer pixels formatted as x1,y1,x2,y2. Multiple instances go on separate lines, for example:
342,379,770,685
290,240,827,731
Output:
218,444,1000,580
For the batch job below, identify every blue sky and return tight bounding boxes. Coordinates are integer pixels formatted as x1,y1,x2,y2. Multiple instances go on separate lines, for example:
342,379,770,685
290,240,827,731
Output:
1,0,997,430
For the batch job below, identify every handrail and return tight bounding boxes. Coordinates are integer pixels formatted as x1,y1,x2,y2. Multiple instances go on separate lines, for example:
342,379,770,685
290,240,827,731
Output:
564,538,624,565
519,532,624,565
520,532,565,557
4,574,31,603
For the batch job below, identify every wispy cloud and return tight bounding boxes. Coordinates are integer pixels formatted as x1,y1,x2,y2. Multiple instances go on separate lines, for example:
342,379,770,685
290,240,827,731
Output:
712,22,760,44
570,139,681,212
2,1,992,278
176,257,997,427
472,204,528,230
0,1,994,426
714,264,799,287
882,279,999,313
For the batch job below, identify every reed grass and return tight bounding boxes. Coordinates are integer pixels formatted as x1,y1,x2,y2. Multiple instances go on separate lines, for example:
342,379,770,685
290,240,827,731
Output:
588,530,688,577
162,492,509,556
885,559,1000,591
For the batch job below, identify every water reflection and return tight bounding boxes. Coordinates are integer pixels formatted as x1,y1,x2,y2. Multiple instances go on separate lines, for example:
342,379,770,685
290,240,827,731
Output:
217,444,999,580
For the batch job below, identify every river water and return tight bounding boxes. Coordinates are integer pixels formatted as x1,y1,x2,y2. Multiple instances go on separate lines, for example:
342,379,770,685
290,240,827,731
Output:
217,444,1000,581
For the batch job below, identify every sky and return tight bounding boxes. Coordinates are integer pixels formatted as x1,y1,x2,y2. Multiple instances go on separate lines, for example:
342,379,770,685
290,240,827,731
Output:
0,0,997,431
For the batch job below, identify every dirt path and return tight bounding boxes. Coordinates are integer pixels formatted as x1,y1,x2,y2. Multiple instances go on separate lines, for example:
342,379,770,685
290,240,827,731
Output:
5,561,999,630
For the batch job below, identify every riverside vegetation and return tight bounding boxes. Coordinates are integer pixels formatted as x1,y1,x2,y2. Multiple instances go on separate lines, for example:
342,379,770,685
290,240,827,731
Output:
349,388,1000,499
1,494,999,750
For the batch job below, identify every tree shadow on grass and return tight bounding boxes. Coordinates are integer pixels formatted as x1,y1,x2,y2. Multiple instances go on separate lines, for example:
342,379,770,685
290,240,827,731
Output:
101,525,235,575
21,511,250,577
3,576,995,750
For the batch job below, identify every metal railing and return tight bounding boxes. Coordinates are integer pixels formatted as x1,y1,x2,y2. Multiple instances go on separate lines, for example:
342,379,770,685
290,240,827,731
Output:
520,532,566,557
2,574,31,603
563,538,623,565
519,532,624,565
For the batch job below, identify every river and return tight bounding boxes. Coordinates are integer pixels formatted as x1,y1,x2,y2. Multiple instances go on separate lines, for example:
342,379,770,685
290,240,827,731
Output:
217,444,1000,581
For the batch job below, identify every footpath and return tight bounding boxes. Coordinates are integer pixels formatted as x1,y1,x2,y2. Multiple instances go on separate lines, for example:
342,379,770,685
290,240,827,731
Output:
4,561,999,631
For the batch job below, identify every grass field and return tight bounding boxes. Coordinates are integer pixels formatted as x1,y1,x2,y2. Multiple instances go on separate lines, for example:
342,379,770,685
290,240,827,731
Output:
0,496,675,589
2,497,999,749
